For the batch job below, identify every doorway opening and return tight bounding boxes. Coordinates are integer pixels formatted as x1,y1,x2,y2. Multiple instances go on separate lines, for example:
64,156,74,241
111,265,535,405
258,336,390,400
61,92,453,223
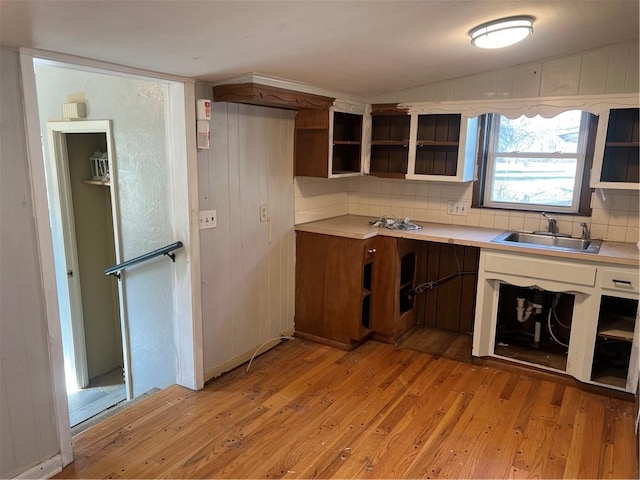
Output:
46,122,128,428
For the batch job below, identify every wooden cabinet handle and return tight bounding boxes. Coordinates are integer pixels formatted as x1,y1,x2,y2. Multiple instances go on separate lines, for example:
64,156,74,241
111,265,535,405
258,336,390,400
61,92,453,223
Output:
368,248,377,254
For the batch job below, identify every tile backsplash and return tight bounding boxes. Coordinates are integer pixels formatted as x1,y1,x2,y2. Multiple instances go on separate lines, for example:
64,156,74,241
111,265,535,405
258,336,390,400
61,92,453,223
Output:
294,176,350,224
294,176,639,244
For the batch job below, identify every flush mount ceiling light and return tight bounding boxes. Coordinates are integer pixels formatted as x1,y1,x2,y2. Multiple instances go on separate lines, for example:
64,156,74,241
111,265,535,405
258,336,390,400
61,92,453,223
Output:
469,15,534,49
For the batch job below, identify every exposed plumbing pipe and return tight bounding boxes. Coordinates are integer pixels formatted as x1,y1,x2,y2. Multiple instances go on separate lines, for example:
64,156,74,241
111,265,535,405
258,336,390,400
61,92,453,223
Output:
516,295,536,323
533,320,542,347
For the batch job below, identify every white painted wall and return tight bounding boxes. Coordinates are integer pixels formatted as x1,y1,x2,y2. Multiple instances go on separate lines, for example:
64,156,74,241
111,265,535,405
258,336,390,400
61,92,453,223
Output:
33,64,177,397
0,47,60,479
196,86,295,380
295,41,640,243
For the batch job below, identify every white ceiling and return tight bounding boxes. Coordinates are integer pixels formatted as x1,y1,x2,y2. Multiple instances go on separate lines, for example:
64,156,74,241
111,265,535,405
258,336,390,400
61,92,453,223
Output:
1,1,638,97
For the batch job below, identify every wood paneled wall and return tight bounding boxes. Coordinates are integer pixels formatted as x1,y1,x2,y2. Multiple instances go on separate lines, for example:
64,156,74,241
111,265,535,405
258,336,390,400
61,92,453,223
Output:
198,98,295,380
419,243,480,334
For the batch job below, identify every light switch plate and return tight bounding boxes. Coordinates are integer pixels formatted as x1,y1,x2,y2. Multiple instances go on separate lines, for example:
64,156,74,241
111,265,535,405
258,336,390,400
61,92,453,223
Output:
259,204,268,222
447,201,469,216
199,209,217,229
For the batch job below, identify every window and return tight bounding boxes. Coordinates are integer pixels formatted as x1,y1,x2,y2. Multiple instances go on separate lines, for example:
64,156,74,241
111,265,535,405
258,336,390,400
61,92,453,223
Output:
477,110,595,214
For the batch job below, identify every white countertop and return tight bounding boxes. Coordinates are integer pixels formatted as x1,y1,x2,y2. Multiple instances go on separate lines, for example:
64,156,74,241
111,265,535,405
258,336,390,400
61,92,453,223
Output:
295,215,640,267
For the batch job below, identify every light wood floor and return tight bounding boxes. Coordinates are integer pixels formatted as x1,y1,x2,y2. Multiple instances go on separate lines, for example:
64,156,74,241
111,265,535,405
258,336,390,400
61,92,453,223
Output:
68,367,126,429
55,339,638,479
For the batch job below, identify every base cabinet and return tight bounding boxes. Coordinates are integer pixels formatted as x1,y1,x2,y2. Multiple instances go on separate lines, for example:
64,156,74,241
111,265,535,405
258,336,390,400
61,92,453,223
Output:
294,231,375,348
589,266,639,391
474,249,639,394
295,233,423,347
370,237,420,341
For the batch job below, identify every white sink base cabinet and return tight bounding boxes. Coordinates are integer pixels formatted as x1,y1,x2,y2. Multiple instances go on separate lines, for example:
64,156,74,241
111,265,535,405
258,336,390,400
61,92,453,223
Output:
473,250,639,394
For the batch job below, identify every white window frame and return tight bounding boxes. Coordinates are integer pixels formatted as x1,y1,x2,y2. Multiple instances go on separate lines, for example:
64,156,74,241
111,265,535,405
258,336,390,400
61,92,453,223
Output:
483,111,592,213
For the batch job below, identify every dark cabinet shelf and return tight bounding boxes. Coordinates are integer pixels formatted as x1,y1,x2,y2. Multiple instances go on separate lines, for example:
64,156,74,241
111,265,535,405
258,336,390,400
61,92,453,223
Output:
417,141,459,146
371,140,409,146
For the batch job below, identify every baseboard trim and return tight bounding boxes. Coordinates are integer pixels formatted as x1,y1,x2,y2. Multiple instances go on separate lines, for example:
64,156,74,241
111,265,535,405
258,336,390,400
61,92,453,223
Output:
474,356,634,402
12,454,62,479
204,328,295,382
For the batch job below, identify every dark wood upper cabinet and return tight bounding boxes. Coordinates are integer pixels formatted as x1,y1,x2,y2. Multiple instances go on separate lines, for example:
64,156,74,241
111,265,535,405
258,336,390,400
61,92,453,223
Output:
369,104,411,179
294,107,365,178
368,104,478,182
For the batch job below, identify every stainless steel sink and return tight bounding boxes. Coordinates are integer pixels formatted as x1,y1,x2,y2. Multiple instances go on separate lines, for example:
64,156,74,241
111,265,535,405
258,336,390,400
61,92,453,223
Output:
492,231,602,254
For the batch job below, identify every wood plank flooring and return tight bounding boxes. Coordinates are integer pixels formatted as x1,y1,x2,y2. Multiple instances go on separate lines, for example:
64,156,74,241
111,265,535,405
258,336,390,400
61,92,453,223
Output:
54,339,638,479
68,368,126,429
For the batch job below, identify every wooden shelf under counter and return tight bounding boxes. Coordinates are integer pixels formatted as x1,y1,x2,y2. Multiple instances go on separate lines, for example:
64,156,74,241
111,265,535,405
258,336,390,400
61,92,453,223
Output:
597,315,635,342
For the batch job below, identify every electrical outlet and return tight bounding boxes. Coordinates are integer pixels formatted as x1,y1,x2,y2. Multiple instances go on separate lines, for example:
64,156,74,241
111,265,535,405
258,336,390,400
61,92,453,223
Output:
199,209,217,229
447,201,469,216
259,204,268,222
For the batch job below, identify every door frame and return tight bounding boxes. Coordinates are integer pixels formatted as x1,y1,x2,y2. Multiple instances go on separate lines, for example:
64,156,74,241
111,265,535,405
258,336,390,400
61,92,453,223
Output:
46,120,128,394
19,48,203,470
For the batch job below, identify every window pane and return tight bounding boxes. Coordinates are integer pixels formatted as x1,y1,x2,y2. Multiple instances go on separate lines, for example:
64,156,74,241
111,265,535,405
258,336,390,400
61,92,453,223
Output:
497,111,583,153
490,157,577,207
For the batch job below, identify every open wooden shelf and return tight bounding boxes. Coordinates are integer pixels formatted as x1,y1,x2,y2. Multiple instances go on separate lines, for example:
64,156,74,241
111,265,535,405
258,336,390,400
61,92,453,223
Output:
82,179,110,187
597,315,635,342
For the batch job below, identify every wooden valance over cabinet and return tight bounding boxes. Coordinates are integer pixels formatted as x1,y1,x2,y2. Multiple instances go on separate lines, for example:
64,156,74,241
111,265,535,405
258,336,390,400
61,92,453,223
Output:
212,83,334,110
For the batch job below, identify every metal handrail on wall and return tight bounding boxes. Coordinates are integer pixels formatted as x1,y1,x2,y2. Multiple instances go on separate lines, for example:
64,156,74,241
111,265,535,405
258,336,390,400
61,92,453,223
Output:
105,241,184,279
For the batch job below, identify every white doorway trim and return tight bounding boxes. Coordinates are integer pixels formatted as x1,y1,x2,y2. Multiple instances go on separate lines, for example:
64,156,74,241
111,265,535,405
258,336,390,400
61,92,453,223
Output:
165,82,204,391
19,52,73,468
19,49,203,469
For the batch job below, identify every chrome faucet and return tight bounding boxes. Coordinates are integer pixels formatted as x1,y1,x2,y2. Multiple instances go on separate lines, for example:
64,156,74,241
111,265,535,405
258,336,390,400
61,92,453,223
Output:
541,212,558,234
580,222,589,240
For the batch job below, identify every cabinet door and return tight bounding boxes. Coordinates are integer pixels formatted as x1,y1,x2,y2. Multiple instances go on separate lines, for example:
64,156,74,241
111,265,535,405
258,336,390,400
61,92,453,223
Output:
591,107,640,190
370,236,399,336
294,232,371,347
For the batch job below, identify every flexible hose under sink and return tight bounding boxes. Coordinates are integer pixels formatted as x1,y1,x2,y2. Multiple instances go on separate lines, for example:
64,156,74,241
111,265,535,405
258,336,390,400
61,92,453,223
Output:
547,293,569,348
